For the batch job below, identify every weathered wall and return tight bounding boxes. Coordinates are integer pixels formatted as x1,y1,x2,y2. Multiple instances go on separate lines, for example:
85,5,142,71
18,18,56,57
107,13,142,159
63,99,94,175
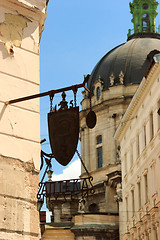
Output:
0,156,39,239
0,0,47,239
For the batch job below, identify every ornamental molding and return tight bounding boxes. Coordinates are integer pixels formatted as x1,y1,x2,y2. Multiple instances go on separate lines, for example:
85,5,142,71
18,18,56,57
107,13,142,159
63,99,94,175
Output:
136,176,141,183
149,159,156,167
119,70,124,85
114,62,160,141
109,73,115,86
142,168,148,176
94,75,104,87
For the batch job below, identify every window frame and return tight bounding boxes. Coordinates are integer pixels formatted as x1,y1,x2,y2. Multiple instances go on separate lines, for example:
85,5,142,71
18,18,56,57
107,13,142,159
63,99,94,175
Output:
96,135,103,169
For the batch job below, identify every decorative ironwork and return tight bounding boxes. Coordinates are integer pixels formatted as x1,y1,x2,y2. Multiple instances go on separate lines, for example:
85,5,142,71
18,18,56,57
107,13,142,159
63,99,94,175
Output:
38,150,54,204
37,148,95,203
38,176,94,202
48,92,79,166
49,94,54,112
58,91,68,110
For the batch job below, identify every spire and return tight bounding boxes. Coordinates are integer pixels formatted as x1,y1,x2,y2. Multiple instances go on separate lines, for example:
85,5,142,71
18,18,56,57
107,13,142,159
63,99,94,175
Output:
128,0,160,40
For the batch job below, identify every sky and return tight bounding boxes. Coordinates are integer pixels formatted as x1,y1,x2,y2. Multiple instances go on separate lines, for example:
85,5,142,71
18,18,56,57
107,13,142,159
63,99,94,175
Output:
39,0,160,182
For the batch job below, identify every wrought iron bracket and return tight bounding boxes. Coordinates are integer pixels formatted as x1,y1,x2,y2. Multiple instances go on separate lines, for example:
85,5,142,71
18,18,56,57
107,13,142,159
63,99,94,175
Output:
6,75,90,105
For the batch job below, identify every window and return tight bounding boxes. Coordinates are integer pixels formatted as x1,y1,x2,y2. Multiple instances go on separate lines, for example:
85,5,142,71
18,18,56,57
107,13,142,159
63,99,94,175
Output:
97,135,102,144
151,163,156,196
131,190,135,216
130,143,133,167
149,112,154,140
142,125,146,150
97,147,103,168
96,87,101,100
137,182,141,209
89,203,98,213
96,135,103,168
124,153,127,175
144,174,148,203
126,197,129,222
136,134,140,158
142,13,150,32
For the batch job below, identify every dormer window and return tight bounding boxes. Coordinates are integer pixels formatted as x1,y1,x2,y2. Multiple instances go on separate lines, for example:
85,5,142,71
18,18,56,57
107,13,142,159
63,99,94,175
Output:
142,3,148,9
96,86,101,100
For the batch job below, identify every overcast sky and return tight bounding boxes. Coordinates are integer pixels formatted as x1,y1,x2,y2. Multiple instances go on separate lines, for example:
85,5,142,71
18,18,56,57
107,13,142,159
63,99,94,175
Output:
39,0,160,180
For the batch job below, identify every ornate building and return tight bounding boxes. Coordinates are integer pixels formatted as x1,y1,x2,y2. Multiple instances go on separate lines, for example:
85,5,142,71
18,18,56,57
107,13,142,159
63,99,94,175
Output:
115,58,160,240
41,0,160,239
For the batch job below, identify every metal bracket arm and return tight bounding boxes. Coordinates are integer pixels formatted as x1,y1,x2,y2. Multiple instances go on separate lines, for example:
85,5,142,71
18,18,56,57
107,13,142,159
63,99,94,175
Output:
5,75,90,105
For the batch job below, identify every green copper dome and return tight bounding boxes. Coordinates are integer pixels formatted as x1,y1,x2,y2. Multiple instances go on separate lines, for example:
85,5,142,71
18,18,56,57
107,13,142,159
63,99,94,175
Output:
87,0,160,91
128,0,159,39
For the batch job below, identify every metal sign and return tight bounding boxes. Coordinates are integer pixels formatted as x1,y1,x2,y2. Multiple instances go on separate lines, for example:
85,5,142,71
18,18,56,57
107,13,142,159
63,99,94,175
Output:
48,107,79,166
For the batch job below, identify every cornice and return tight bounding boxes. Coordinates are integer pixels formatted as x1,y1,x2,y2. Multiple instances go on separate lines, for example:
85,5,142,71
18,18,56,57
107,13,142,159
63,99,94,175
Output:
0,0,47,40
115,62,160,141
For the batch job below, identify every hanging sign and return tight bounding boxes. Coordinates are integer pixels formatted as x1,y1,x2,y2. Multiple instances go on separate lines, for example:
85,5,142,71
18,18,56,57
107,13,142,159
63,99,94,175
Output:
48,104,79,166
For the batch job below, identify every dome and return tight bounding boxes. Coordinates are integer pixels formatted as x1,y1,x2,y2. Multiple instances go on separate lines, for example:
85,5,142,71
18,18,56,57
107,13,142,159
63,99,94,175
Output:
88,37,160,91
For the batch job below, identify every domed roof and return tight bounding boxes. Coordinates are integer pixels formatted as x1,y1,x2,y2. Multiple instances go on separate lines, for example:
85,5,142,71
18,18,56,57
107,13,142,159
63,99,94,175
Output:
88,37,160,91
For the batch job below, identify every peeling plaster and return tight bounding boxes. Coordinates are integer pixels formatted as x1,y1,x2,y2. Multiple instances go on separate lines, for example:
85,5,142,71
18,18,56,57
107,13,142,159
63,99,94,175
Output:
0,13,30,55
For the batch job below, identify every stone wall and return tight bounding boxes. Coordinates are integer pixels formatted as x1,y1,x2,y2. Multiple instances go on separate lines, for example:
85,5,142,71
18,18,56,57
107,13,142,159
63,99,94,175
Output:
0,0,47,239
0,156,39,239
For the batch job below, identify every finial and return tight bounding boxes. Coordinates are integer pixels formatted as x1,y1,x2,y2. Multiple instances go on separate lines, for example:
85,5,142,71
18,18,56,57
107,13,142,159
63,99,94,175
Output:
58,91,68,110
47,167,53,181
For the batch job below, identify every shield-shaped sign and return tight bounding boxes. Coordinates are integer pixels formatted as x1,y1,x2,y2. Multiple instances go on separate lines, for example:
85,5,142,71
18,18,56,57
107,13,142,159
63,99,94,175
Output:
48,107,79,166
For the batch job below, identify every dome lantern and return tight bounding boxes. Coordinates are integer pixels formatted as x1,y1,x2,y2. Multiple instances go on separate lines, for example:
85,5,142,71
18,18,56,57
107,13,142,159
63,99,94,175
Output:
128,0,159,40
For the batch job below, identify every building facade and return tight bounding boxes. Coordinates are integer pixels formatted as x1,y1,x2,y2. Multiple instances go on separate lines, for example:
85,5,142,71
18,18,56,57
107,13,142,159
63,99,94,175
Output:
115,61,160,239
41,0,160,239
0,0,48,239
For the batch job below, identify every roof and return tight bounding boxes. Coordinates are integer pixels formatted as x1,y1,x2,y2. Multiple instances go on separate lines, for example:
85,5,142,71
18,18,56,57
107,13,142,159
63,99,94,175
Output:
88,37,160,91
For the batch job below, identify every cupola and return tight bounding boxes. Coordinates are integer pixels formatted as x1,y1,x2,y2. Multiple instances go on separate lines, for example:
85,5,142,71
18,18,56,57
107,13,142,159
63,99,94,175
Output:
128,0,160,39
87,0,160,93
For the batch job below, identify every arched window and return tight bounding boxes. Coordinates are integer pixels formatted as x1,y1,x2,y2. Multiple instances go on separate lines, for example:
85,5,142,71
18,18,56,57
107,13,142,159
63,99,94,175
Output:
142,13,150,32
88,203,98,213
96,135,103,168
